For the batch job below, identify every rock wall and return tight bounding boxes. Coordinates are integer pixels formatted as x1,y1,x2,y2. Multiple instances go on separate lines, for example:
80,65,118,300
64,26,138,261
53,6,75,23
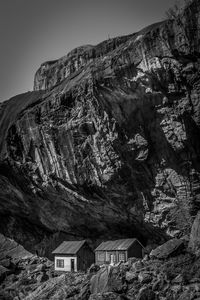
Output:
33,34,135,91
0,0,200,256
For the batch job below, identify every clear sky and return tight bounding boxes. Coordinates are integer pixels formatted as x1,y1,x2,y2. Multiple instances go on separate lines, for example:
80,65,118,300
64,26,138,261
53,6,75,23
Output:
0,0,179,102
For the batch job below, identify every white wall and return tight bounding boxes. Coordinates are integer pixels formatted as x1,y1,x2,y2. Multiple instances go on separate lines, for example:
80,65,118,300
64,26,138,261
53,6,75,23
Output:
54,256,77,272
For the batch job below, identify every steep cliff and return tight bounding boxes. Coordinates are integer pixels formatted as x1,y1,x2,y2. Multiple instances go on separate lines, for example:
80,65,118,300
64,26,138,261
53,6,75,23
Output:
0,0,200,256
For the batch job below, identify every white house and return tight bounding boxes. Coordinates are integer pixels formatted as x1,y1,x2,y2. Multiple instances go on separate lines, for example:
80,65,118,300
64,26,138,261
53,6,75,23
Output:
52,240,94,272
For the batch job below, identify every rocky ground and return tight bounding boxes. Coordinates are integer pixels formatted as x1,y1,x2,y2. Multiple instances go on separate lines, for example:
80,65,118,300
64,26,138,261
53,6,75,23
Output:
0,244,200,300
1,217,200,300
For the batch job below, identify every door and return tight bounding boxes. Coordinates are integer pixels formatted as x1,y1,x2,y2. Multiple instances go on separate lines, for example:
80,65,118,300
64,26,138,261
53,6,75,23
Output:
71,259,75,272
110,254,116,265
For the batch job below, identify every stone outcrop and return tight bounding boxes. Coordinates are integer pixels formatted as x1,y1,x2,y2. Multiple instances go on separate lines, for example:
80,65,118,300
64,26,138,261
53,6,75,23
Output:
33,35,135,91
189,211,200,253
150,238,185,259
0,233,32,261
0,0,200,255
90,265,126,295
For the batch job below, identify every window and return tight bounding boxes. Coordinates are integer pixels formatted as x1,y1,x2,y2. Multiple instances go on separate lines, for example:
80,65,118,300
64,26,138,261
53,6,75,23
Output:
98,252,104,261
118,253,125,262
56,259,64,268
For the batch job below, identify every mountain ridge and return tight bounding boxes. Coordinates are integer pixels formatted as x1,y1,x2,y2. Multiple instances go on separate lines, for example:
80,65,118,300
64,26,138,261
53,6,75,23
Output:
0,0,200,257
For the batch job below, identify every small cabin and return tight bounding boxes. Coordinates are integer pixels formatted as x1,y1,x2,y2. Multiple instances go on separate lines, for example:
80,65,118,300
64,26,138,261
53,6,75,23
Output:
52,240,94,272
95,238,144,265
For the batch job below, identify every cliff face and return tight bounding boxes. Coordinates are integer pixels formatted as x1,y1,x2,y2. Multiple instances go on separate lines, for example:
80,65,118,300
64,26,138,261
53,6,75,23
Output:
33,34,135,91
1,0,200,256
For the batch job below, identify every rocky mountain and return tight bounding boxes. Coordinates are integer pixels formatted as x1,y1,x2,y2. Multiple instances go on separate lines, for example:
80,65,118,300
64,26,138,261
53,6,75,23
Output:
0,0,200,257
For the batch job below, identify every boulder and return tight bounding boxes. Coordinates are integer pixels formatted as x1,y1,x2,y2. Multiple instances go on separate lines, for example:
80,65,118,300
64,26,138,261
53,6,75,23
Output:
29,256,39,265
152,279,162,291
177,290,195,300
36,272,49,283
125,271,138,283
89,292,121,300
89,264,101,274
130,260,143,272
150,239,184,259
90,265,125,294
138,272,152,284
90,267,110,294
136,287,156,300
36,263,47,272
0,234,32,261
172,274,184,284
77,280,90,300
126,257,139,268
0,265,9,282
45,259,53,268
0,258,11,268
189,212,200,253
142,255,149,262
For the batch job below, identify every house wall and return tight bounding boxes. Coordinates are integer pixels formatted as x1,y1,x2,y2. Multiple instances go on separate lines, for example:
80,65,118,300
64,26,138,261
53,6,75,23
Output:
95,250,106,265
54,255,77,272
128,241,143,258
77,243,94,271
95,241,143,265
95,250,127,265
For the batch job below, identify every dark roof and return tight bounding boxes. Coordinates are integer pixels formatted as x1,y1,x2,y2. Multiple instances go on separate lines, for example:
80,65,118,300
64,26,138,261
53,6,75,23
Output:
95,238,143,251
52,240,86,254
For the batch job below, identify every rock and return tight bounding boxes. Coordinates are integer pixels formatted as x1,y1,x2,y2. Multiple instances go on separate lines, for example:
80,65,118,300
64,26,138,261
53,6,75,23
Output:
189,212,200,253
89,264,101,274
89,292,121,300
190,278,200,283
177,289,195,300
27,263,38,274
0,258,11,268
0,265,9,282
36,272,49,283
152,279,162,291
142,255,149,262
172,274,184,284
29,256,39,265
150,239,185,259
127,257,139,267
77,280,90,300
136,287,156,300
90,265,125,294
0,234,32,261
45,259,53,268
138,272,152,284
36,263,47,272
23,273,88,300
130,260,143,272
125,271,138,283
90,267,110,294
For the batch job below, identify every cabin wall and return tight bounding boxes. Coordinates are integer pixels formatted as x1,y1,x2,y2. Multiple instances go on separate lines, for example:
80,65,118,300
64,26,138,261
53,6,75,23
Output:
95,250,127,265
77,244,94,271
54,255,77,272
128,242,143,258
95,250,106,265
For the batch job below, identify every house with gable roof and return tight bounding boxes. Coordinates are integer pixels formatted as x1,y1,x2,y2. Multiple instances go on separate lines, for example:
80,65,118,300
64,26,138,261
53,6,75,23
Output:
52,240,94,272
95,238,144,265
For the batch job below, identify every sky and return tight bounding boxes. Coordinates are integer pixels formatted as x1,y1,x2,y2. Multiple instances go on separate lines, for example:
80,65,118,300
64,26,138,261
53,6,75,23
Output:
0,0,180,102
